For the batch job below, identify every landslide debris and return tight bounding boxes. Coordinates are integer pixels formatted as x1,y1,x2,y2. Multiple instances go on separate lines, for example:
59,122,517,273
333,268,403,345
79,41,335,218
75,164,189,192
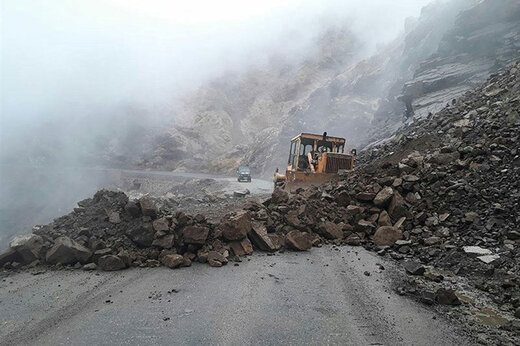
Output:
1,60,519,343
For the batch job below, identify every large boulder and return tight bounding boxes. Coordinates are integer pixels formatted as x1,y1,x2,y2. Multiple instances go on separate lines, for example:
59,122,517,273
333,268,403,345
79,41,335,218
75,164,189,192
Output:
220,211,252,241
98,255,126,271
45,236,92,264
248,222,279,252
139,196,158,218
9,234,44,264
316,221,343,240
182,226,209,245
372,226,403,246
285,231,312,251
373,187,394,207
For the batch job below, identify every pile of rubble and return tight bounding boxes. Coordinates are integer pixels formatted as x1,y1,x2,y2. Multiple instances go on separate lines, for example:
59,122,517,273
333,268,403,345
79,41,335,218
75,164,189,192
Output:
0,189,272,271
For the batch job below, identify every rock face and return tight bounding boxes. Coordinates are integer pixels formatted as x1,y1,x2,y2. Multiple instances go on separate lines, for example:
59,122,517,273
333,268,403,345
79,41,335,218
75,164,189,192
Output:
45,236,92,265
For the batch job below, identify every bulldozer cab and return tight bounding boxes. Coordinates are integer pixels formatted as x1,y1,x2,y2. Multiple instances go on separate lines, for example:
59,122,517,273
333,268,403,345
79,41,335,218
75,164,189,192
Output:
288,133,353,173
275,132,355,191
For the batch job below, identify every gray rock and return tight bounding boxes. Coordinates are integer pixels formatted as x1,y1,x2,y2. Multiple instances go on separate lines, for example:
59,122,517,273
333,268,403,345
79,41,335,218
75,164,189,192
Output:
98,255,126,271
45,236,92,265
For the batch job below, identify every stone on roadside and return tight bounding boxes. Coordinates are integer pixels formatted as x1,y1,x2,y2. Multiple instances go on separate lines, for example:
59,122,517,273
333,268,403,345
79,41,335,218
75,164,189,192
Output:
285,231,312,251
45,236,92,265
229,238,254,257
182,226,209,245
248,222,280,252
403,261,425,275
373,187,394,207
9,234,43,264
378,211,392,227
152,217,169,232
98,255,126,271
161,254,184,269
271,188,289,204
139,196,158,218
83,262,97,271
316,221,343,240
152,234,175,249
207,251,227,267
220,211,252,241
372,226,402,246
436,288,461,305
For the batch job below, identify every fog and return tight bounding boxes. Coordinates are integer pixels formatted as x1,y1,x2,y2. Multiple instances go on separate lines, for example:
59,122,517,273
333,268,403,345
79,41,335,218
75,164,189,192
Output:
0,0,432,247
2,0,431,146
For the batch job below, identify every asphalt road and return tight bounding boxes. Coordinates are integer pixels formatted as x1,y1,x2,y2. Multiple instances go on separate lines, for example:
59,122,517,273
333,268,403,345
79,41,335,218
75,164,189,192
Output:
0,246,471,346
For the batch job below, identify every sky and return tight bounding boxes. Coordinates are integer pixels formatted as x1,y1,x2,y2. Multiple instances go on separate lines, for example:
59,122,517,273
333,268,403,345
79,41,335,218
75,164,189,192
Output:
0,0,432,147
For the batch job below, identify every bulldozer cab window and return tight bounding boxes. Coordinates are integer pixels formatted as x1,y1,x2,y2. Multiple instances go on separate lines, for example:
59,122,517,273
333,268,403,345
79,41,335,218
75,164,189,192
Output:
288,140,298,168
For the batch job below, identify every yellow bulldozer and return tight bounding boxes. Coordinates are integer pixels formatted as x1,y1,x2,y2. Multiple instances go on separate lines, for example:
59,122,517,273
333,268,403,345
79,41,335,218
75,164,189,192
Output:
274,132,356,191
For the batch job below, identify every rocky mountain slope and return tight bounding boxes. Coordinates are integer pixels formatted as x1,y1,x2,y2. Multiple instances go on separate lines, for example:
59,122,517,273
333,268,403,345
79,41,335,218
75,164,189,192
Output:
140,0,519,177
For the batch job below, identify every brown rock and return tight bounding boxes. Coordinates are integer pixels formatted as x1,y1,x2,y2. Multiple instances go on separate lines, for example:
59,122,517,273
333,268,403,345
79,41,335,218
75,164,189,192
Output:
207,251,227,267
248,222,279,252
271,188,289,204
161,254,184,268
355,220,376,234
182,226,209,245
346,205,364,216
316,221,343,240
372,226,403,246
152,234,175,249
286,210,304,229
221,211,252,241
334,190,351,205
229,238,254,257
378,211,392,227
373,187,394,207
356,192,376,202
285,231,312,251
388,191,407,219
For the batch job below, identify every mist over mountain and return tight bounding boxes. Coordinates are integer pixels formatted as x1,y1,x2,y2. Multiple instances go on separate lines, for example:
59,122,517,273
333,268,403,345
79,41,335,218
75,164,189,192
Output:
139,0,520,177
